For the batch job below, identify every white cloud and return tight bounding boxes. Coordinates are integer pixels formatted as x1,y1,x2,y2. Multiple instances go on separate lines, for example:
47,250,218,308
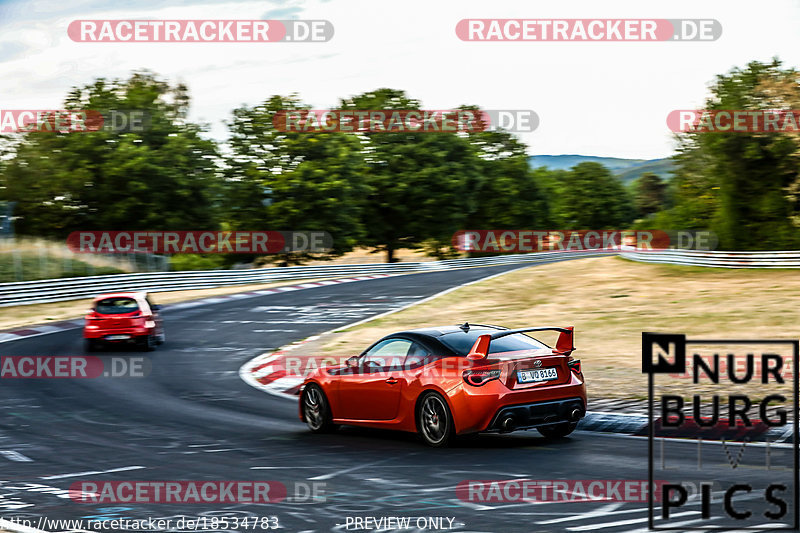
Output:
0,0,799,159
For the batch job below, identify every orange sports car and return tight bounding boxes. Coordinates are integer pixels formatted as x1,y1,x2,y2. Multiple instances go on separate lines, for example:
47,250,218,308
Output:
299,323,586,446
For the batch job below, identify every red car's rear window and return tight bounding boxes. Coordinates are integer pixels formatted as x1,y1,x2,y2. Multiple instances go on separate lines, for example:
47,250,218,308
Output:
439,331,548,356
95,297,140,315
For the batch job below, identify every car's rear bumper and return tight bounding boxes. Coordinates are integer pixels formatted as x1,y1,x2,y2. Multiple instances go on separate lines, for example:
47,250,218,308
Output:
84,326,152,340
448,373,587,434
484,397,586,432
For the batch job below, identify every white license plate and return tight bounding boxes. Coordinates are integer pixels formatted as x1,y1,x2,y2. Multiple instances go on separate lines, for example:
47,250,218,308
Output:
105,334,131,341
517,367,558,383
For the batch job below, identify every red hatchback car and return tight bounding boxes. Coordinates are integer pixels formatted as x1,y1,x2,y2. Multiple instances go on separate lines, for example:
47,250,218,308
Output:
299,323,586,446
83,292,165,351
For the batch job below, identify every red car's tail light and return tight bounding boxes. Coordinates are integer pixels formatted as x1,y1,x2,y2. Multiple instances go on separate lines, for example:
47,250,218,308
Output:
462,368,501,386
568,359,582,375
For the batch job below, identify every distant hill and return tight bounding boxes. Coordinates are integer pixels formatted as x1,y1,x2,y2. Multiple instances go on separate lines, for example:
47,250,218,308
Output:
614,158,675,184
528,155,675,184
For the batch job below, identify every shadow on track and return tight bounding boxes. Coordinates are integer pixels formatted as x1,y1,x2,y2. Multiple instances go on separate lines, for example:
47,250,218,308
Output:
293,425,578,449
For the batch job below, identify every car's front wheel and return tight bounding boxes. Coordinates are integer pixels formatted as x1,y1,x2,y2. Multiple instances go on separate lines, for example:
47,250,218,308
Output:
537,421,579,439
416,391,454,447
84,339,97,352
302,384,337,433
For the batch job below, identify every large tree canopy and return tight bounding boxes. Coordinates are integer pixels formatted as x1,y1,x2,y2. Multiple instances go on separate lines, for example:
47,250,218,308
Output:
541,162,635,229
663,59,800,249
224,95,367,259
463,128,550,231
338,89,483,262
0,71,220,237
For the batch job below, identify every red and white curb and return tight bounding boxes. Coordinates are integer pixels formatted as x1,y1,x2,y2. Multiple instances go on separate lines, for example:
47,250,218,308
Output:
0,275,394,345
0,320,84,344
239,339,315,400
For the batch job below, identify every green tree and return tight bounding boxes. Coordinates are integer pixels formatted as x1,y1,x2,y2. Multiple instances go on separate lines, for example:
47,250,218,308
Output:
224,95,367,261
545,162,635,228
666,59,800,249
0,71,221,237
633,172,668,217
463,127,550,230
338,89,483,262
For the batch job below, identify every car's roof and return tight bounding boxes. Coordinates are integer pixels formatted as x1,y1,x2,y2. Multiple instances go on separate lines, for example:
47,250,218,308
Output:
391,324,507,338
93,291,147,301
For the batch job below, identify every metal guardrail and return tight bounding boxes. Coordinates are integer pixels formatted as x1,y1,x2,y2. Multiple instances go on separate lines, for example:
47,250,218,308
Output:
621,248,800,268
5,248,788,307
0,250,598,307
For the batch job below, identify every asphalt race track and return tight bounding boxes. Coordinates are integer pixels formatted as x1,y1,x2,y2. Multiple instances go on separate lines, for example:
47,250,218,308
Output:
0,262,794,533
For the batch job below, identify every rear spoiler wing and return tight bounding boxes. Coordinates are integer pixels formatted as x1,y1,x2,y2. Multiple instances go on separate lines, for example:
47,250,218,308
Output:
467,326,575,360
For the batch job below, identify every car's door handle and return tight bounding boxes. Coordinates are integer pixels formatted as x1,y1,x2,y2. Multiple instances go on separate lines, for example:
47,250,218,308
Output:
385,378,399,385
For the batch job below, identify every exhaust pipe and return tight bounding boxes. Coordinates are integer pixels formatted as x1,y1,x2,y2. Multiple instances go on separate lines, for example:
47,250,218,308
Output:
501,416,515,432
570,408,582,421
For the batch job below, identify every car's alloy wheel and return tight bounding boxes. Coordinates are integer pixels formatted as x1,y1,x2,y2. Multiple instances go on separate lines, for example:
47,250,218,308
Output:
537,421,579,439
302,384,336,433
417,392,453,447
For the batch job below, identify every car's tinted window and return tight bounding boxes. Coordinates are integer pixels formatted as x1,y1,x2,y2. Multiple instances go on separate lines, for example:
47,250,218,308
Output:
439,331,548,356
362,339,412,368
95,297,139,315
403,342,431,367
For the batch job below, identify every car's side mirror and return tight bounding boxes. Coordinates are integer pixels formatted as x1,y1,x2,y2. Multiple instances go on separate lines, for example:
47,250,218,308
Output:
345,356,359,368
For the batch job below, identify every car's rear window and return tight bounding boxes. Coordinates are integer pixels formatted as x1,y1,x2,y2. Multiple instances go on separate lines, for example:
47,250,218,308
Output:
439,331,548,356
95,297,139,315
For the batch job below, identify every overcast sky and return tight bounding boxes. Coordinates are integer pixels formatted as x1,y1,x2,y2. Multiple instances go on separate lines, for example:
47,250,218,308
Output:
1,0,799,159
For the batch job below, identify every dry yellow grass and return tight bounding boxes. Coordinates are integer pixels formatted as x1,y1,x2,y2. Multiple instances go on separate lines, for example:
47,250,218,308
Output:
317,256,800,399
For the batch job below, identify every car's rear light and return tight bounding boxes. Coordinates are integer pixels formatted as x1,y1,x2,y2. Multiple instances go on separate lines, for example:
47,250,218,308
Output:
568,359,582,375
462,368,501,386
